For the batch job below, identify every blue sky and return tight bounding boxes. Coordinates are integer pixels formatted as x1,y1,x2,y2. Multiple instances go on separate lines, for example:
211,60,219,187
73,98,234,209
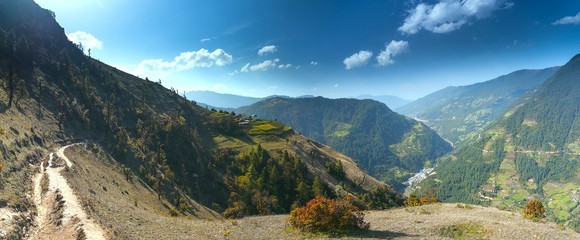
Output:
35,0,580,100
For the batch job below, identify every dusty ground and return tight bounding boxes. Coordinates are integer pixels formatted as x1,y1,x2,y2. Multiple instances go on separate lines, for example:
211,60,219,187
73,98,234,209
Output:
20,143,580,240
29,144,107,240
104,203,578,240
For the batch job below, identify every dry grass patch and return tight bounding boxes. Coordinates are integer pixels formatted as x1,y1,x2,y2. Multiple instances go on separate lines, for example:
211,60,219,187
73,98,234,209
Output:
440,221,489,239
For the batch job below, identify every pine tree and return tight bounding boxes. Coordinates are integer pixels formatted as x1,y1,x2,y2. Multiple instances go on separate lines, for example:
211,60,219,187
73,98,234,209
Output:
312,176,325,197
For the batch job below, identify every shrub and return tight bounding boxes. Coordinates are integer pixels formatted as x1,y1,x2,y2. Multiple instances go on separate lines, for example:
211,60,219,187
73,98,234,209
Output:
288,196,369,233
169,208,179,217
522,199,545,220
405,193,440,207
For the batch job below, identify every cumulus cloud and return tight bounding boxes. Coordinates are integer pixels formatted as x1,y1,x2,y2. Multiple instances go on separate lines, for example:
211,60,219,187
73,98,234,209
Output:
343,51,373,69
241,59,280,72
278,63,293,69
399,0,510,34
257,45,278,56
553,12,580,25
122,48,233,78
66,31,103,51
377,40,409,66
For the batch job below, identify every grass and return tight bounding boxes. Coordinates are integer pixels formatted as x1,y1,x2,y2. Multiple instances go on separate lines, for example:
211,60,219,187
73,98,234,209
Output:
440,221,488,240
248,120,291,136
329,122,352,138
544,181,579,222
213,135,248,149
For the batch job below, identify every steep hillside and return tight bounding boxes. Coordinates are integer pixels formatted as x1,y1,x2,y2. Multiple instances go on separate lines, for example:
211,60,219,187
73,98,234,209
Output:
397,67,559,144
420,55,580,231
0,0,397,238
238,97,452,190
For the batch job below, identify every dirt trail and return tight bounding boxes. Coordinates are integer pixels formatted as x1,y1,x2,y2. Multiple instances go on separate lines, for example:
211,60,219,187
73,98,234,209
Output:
29,144,107,240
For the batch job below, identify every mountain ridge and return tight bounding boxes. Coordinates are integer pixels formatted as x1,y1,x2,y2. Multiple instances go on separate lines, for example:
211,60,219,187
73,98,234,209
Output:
420,54,580,231
238,96,453,191
0,0,398,238
397,67,559,145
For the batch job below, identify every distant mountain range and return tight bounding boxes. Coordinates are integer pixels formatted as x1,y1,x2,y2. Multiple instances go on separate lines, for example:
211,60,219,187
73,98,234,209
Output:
185,90,409,109
355,94,411,109
420,55,580,231
396,67,559,145
238,97,452,191
185,91,262,109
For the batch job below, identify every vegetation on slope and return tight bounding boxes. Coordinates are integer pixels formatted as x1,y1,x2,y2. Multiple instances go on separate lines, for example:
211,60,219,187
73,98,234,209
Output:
238,97,452,191
420,54,580,231
397,67,559,145
0,2,403,238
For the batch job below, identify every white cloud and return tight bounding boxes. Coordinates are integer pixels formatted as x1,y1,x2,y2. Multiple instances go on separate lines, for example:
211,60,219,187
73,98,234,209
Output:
278,63,293,69
200,37,217,42
553,12,580,25
66,31,103,51
310,61,318,66
343,50,373,70
257,45,278,56
399,0,510,34
240,59,280,72
122,48,233,78
240,63,250,73
377,40,409,66
250,59,280,71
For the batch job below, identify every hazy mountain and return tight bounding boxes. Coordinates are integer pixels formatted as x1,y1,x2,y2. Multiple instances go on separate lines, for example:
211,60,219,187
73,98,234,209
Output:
396,67,559,145
238,97,453,190
419,55,580,231
185,90,261,108
355,94,411,109
0,1,397,238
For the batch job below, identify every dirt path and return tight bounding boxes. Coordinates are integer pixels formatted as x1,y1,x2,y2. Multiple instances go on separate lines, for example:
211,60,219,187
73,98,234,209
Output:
29,144,107,240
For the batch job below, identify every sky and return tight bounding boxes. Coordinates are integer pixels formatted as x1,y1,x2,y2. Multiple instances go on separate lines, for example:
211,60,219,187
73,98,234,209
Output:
35,0,580,100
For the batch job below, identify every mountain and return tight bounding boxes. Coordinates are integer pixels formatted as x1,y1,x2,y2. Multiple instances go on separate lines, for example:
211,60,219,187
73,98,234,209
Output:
185,90,261,109
419,55,580,231
396,67,559,145
355,94,411,109
238,97,453,190
0,1,398,238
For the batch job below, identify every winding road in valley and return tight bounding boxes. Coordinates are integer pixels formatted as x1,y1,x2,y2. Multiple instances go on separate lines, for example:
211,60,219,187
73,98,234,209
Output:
29,144,107,240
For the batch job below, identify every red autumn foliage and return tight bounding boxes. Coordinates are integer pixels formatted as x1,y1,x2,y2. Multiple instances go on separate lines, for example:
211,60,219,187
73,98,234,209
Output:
288,196,369,233
522,199,545,219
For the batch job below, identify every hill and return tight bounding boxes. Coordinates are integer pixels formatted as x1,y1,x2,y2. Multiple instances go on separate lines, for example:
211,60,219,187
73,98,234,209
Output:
355,94,411,109
0,0,396,238
238,97,453,190
396,67,559,145
419,54,580,231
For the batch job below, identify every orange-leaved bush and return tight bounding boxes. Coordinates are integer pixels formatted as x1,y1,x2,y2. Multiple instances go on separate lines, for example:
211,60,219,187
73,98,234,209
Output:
522,199,545,220
288,196,369,233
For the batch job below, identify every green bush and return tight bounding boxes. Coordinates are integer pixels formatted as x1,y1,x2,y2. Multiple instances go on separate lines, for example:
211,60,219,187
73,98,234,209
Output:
288,196,369,233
